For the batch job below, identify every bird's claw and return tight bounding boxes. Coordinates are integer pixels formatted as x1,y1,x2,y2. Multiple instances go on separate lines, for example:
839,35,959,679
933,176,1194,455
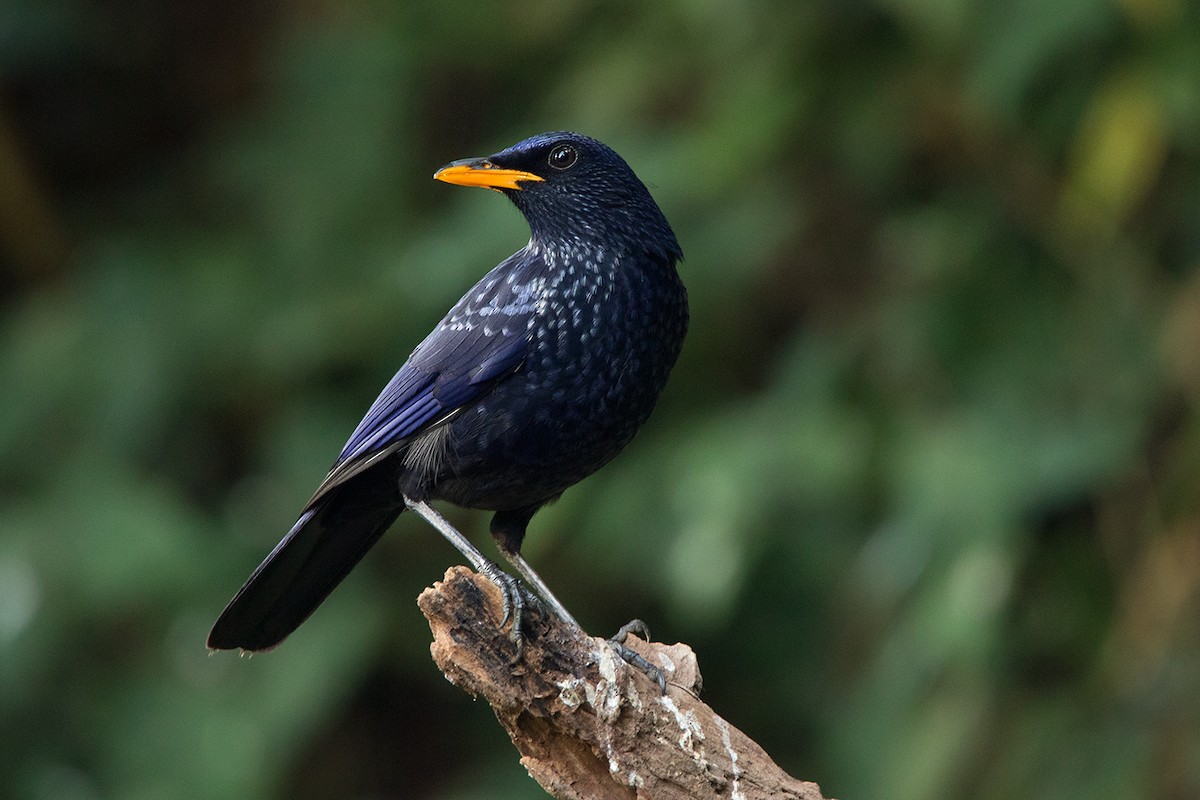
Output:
478,561,530,659
612,618,652,643
608,618,667,694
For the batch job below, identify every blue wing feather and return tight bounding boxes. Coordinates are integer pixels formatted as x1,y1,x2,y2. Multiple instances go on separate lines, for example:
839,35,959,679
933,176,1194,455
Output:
337,369,438,462
313,249,546,500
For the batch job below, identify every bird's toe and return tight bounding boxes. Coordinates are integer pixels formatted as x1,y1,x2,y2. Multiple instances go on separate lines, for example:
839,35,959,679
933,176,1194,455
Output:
478,561,531,658
608,619,667,694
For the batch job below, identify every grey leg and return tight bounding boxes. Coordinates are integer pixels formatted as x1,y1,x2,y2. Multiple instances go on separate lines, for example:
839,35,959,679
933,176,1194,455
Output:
405,497,526,641
499,549,581,630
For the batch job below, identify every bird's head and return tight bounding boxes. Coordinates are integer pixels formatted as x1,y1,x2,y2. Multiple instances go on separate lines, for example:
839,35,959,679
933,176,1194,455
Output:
435,131,682,263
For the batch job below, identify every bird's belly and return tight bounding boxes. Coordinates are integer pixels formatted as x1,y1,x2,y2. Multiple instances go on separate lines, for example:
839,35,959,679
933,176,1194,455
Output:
432,339,672,511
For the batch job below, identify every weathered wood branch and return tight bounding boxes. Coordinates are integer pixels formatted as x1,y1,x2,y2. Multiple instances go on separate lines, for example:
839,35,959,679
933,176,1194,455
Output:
418,566,829,800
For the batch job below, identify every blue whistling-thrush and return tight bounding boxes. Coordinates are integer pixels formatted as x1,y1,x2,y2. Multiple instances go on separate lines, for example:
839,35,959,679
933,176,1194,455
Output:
208,132,688,654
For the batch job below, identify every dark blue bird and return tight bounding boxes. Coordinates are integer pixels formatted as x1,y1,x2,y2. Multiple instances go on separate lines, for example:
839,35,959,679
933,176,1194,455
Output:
208,132,687,653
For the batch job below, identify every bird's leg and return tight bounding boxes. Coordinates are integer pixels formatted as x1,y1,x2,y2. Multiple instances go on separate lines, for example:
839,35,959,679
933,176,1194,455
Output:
608,619,667,694
489,509,666,690
404,497,527,646
497,548,581,630
501,545,666,691
490,507,582,633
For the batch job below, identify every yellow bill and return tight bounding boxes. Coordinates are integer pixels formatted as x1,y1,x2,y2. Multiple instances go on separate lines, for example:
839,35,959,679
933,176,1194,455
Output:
434,160,544,192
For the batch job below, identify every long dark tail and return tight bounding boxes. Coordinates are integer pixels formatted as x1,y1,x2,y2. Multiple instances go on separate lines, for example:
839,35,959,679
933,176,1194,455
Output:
207,468,403,651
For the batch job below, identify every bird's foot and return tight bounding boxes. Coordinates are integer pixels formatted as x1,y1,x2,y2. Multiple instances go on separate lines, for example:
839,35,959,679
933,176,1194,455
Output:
608,619,666,694
477,560,534,659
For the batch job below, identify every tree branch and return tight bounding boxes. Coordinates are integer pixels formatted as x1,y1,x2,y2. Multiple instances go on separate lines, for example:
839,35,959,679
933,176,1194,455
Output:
418,566,830,800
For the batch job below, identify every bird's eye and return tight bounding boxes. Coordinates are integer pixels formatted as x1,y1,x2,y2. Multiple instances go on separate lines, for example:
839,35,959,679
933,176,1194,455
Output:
547,144,578,171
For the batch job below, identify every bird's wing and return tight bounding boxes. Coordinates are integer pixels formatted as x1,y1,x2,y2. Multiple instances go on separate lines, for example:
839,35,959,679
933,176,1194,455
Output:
305,252,541,505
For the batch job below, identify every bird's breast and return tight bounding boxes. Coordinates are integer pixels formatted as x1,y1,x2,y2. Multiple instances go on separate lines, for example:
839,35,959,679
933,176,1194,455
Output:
527,246,684,399
435,245,686,509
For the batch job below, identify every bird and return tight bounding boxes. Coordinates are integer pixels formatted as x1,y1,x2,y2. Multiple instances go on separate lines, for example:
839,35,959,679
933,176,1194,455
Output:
207,131,688,655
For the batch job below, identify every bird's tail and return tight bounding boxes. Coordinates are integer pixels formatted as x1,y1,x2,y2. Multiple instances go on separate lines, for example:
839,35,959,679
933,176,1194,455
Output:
207,468,403,652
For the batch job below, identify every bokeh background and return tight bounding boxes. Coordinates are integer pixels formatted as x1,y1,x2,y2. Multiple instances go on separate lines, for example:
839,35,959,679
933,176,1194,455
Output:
3,2,1200,799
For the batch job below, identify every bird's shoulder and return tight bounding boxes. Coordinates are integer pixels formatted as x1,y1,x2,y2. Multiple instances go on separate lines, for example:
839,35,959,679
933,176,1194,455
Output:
306,249,552,504
409,247,549,372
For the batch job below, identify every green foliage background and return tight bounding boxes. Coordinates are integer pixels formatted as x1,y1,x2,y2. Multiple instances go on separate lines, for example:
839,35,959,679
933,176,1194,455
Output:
2,1,1199,798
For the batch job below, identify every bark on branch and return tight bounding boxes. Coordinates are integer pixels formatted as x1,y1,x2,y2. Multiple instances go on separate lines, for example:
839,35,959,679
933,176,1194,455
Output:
418,566,830,800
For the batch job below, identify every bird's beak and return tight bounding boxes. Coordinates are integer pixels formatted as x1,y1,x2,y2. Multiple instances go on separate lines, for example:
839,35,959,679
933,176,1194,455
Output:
434,158,544,192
